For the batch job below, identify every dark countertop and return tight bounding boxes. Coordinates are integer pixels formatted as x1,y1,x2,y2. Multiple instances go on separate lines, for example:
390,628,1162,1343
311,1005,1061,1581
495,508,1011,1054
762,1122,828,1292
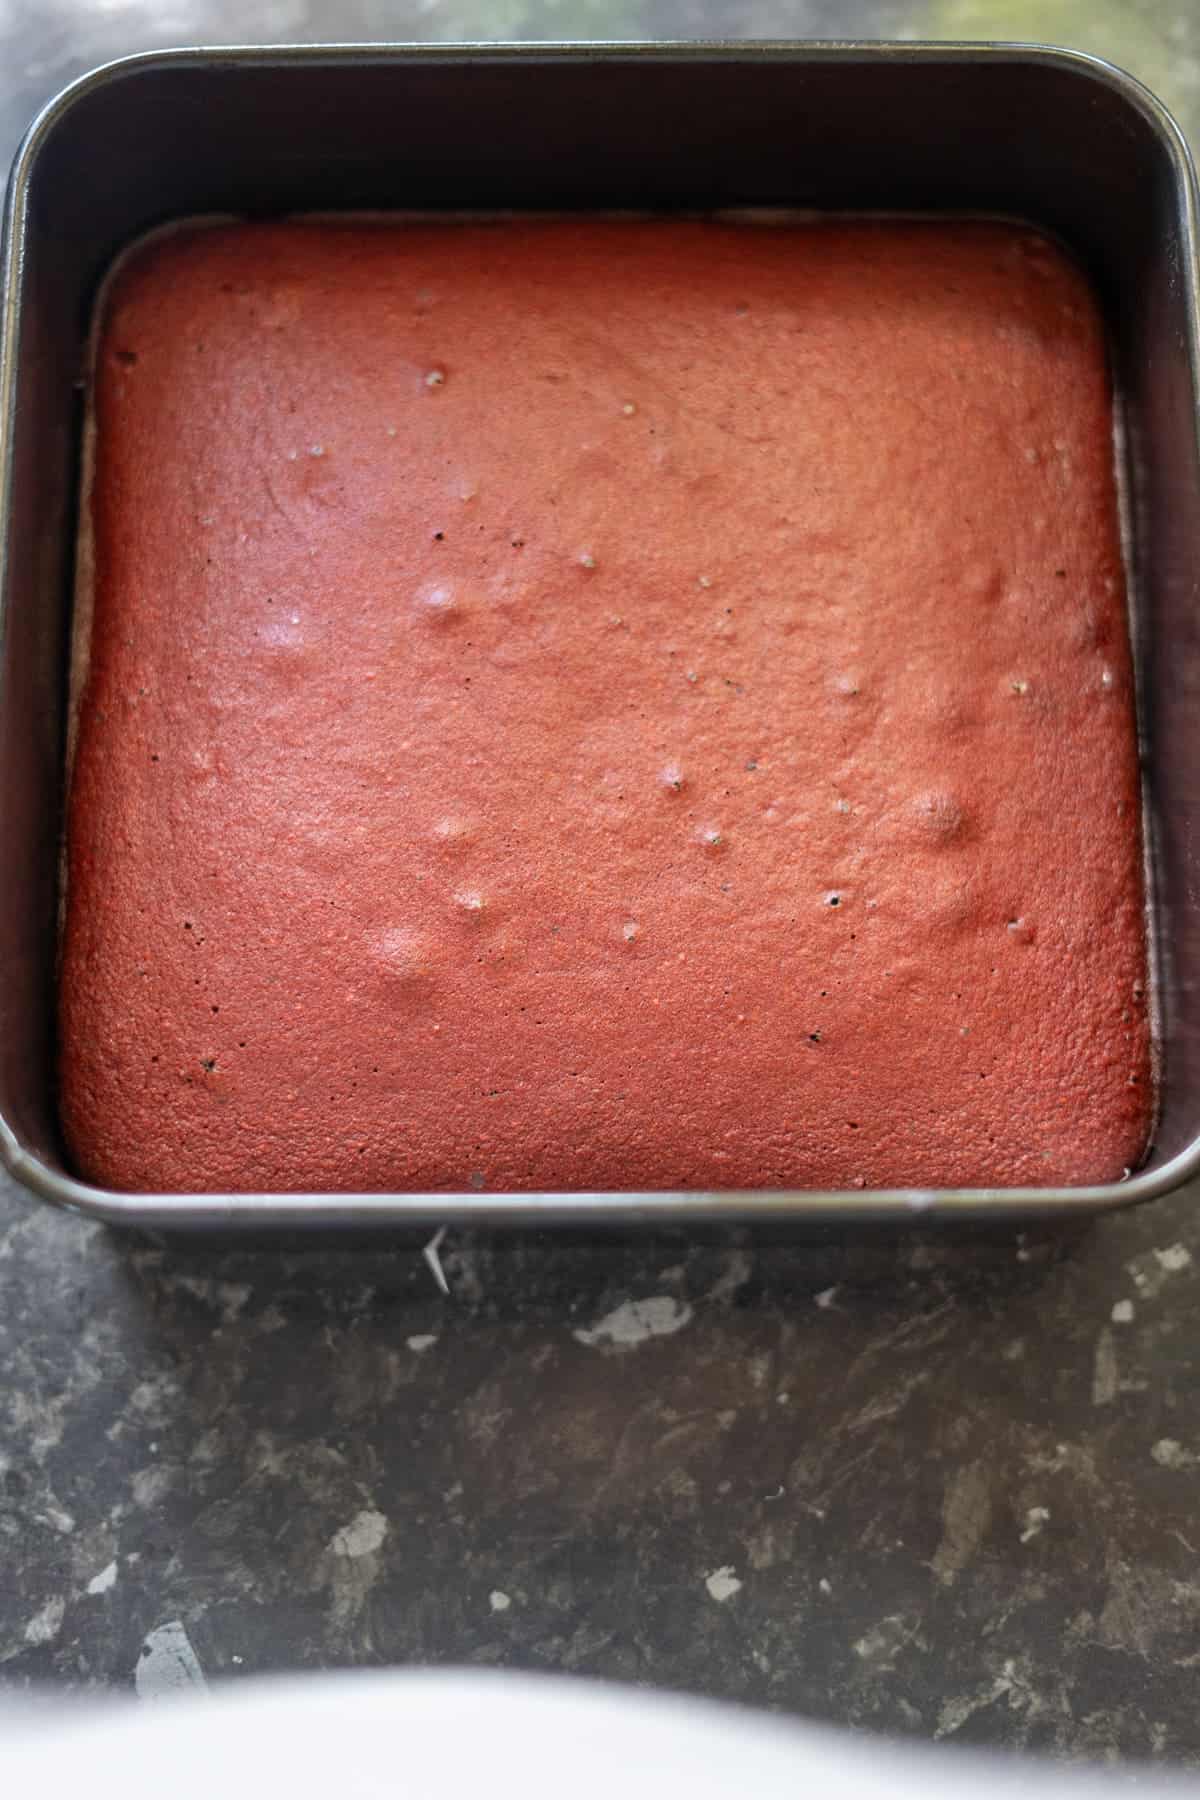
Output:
4,0,1200,1766
7,1208,1200,1755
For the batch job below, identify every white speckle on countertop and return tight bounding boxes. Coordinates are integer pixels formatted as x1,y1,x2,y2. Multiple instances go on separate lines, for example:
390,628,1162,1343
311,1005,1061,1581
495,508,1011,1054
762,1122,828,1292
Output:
853,1614,919,1664
1155,1244,1192,1274
1129,1244,1192,1300
704,1566,742,1604
1111,1299,1135,1324
707,1249,752,1305
406,1334,438,1354
815,1285,839,1310
132,1465,172,1510
135,1620,207,1700
1020,1506,1050,1544
936,1670,1016,1740
574,1295,692,1350
1092,1328,1119,1407
86,1560,118,1596
1152,1439,1197,1470
328,1509,388,1559
489,1590,512,1613
24,1596,65,1646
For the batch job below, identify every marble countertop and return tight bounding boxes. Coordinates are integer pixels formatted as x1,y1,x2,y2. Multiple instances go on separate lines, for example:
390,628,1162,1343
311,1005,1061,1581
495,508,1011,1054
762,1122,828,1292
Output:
3,0,1200,1767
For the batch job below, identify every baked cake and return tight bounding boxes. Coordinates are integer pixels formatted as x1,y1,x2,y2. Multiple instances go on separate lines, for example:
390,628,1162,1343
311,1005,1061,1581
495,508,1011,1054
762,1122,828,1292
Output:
59,219,1153,1191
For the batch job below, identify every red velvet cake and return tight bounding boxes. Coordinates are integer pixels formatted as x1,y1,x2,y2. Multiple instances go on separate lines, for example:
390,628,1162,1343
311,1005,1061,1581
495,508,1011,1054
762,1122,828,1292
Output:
59,219,1153,1191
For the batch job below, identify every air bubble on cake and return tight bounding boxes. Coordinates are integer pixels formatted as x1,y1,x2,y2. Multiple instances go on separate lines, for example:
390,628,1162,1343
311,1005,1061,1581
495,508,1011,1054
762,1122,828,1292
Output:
578,551,597,571
912,790,965,842
918,879,976,933
622,921,640,943
432,816,473,846
1006,917,1036,946
697,825,724,851
425,368,446,389
415,583,458,624
454,889,486,915
659,762,685,794
368,927,433,983
963,562,1005,604
260,613,310,657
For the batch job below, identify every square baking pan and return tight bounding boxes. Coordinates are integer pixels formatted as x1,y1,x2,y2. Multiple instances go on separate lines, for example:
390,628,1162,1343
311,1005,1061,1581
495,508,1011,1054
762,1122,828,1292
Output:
2,40,1198,1231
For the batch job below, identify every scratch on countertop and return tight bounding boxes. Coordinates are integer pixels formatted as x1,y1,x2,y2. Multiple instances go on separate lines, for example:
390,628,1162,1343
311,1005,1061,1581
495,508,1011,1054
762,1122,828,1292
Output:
422,1228,450,1298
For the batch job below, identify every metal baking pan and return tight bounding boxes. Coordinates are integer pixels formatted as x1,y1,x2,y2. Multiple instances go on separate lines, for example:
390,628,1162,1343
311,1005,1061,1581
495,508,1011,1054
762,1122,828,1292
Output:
1,40,1198,1231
